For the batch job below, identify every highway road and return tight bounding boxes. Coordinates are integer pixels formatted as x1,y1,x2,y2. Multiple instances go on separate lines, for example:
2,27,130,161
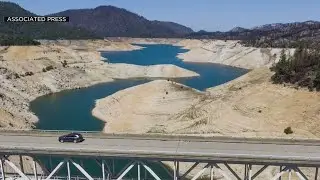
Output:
0,132,319,166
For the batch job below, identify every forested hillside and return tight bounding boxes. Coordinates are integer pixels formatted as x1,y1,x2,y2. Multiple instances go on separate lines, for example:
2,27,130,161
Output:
187,21,320,48
271,43,320,91
51,6,194,38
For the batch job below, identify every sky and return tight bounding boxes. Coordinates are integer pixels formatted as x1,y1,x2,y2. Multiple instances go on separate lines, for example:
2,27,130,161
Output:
5,0,320,32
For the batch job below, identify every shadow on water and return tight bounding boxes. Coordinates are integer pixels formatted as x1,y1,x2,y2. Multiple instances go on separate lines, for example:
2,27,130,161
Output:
30,44,249,179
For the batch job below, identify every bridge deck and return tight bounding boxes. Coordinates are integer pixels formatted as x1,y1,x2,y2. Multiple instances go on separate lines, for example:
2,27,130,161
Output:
0,133,319,166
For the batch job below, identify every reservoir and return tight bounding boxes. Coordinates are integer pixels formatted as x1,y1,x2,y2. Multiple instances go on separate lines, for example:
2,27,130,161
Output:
30,44,248,178
32,44,248,131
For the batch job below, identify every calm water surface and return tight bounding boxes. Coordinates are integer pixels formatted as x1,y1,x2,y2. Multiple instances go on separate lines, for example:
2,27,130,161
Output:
32,44,248,131
103,44,248,90
30,44,248,178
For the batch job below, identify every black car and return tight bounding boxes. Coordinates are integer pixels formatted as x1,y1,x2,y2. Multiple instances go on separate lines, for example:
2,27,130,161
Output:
58,133,84,143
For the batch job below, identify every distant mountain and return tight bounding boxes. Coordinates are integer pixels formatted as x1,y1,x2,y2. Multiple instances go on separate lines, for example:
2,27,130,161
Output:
51,6,194,38
0,1,100,40
252,23,286,31
252,21,320,31
197,30,208,33
186,21,320,48
245,21,320,47
229,27,248,33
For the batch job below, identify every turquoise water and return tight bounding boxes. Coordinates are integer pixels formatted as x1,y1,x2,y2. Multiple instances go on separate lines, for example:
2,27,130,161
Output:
30,44,248,178
102,44,248,91
33,79,148,130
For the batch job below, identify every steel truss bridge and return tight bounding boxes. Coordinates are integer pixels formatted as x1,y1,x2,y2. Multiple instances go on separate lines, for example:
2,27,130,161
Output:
0,130,319,180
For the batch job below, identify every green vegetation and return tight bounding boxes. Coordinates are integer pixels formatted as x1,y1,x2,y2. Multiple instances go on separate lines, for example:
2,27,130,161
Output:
284,127,293,134
1,21,101,40
0,35,40,46
53,6,193,38
61,60,68,67
25,71,34,76
271,43,320,91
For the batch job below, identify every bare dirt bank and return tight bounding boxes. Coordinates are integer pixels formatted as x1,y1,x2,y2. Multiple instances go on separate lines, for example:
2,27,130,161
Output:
175,39,297,69
92,80,205,133
94,68,320,138
125,38,294,69
92,68,320,179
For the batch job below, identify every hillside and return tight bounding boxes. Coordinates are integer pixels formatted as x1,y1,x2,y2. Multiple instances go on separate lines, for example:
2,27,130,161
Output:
0,1,101,41
51,5,194,38
152,21,194,35
186,21,320,48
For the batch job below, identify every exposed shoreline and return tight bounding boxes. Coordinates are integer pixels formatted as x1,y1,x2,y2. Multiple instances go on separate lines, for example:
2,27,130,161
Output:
91,38,320,179
93,68,320,139
92,79,205,133
0,39,199,130
92,38,308,138
126,38,294,69
92,67,320,179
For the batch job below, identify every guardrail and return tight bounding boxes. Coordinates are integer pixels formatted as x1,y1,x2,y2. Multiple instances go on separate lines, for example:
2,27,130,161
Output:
0,129,320,145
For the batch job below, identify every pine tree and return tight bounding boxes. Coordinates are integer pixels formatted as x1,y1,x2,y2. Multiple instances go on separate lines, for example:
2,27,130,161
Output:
276,49,289,75
271,49,290,83
314,70,320,91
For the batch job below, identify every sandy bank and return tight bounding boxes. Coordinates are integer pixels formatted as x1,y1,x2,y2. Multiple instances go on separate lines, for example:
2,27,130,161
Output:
92,80,204,133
